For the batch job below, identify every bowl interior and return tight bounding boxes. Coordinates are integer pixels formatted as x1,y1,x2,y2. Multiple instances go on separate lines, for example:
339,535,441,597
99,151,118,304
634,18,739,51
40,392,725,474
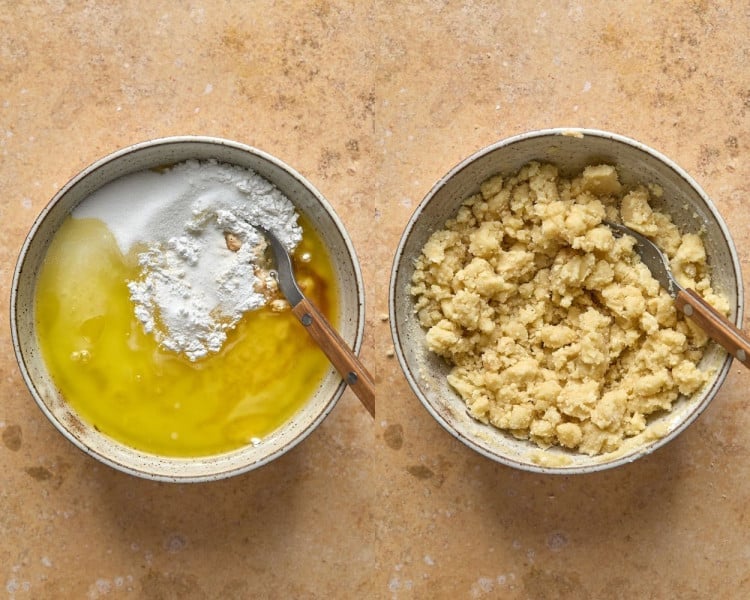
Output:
12,137,365,482
390,129,743,473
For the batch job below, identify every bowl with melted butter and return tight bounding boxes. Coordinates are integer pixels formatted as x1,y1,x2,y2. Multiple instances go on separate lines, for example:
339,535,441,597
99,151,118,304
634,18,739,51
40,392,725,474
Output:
12,136,365,482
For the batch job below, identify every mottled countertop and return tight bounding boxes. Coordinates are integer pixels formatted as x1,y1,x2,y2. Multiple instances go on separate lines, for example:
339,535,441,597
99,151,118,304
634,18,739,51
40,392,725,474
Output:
2,2,749,598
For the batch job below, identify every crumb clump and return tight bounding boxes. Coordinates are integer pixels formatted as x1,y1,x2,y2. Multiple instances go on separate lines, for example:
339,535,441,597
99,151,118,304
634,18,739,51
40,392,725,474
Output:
224,232,243,252
411,162,728,455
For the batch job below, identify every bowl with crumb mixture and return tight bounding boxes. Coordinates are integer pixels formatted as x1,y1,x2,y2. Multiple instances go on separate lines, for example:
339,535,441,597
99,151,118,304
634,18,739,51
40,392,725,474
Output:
390,128,743,473
12,136,365,482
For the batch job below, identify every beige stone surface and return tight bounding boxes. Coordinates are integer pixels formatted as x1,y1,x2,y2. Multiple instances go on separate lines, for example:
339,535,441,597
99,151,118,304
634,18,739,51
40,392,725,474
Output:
1,1,749,598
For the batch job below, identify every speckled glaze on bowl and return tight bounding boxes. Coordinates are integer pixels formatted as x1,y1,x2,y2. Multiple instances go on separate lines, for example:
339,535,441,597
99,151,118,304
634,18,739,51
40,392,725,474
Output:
390,128,744,474
11,136,365,482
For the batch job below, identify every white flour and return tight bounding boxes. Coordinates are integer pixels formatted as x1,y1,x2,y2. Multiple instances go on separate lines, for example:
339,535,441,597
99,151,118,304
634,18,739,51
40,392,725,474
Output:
73,160,302,360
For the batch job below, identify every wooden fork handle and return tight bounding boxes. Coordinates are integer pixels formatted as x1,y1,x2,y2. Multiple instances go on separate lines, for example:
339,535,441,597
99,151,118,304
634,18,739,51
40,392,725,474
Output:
292,298,375,417
675,288,750,369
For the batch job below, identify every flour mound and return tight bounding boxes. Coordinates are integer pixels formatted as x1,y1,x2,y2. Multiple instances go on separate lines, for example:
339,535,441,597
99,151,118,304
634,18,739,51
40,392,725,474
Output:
74,160,302,361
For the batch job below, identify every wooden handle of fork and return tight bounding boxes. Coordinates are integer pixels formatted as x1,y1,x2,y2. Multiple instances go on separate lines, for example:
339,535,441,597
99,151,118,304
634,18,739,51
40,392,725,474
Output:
292,298,375,417
675,288,750,369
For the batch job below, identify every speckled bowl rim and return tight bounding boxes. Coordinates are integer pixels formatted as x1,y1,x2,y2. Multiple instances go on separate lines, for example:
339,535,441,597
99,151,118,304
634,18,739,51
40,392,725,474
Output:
389,127,744,474
11,135,366,482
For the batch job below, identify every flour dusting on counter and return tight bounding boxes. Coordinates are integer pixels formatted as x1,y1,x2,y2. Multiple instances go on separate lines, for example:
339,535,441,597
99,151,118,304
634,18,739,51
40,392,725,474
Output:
73,160,302,360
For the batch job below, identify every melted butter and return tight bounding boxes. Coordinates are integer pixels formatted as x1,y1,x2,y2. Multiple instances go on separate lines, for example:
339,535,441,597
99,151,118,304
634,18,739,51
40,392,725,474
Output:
35,215,337,457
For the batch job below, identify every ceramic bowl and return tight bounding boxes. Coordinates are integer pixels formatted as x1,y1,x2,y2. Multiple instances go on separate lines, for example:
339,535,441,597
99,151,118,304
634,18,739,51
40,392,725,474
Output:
390,128,744,474
11,136,365,482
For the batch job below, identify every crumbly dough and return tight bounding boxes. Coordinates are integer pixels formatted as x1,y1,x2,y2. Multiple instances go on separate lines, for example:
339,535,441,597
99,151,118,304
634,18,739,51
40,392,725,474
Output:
411,162,728,455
